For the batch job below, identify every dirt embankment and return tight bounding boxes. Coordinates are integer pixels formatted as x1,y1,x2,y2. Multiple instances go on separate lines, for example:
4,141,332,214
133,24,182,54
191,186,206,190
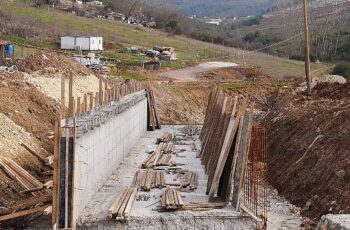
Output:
16,51,92,76
0,73,57,153
153,82,210,124
0,72,58,205
263,82,350,222
153,66,280,124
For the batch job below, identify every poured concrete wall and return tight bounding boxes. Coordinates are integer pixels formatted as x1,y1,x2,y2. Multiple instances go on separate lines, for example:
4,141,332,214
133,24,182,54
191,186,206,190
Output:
73,92,147,219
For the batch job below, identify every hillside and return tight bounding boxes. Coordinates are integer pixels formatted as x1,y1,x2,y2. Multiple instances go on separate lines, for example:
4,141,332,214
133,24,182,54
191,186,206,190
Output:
169,0,272,17
0,1,323,78
165,0,345,17
191,1,350,62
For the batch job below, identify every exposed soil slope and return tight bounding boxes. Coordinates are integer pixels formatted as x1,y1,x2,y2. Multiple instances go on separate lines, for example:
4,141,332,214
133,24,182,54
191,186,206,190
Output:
16,51,92,76
0,73,57,153
264,82,350,221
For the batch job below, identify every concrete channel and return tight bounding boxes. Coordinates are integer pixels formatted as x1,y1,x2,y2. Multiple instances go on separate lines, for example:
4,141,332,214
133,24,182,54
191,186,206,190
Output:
77,126,255,230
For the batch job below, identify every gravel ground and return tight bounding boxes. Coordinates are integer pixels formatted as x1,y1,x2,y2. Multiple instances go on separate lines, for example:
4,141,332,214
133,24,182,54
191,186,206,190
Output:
24,73,100,104
0,113,42,158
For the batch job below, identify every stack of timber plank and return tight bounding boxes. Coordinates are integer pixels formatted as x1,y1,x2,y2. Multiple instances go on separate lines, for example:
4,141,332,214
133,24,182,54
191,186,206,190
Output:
160,187,184,210
0,157,49,196
131,170,166,191
181,202,226,211
0,158,52,222
156,132,173,144
147,85,161,131
142,150,172,168
157,142,175,154
108,186,137,221
180,171,198,190
199,87,254,206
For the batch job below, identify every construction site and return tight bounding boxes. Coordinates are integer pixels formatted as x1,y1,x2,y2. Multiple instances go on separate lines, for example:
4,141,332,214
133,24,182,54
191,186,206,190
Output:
0,0,350,226
0,48,349,230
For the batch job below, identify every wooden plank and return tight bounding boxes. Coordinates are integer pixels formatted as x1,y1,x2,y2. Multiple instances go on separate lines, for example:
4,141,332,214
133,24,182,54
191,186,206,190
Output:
124,188,137,219
52,117,60,225
68,74,74,117
208,98,240,200
231,104,254,209
0,205,49,222
108,187,128,219
83,94,88,112
61,75,66,118
20,143,47,165
0,194,51,215
117,188,133,219
44,206,53,215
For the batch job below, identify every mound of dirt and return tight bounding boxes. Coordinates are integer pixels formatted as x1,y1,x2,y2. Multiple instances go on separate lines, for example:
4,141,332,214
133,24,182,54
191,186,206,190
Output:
16,51,92,76
24,74,100,103
263,82,350,221
153,82,210,124
0,73,57,153
200,66,273,82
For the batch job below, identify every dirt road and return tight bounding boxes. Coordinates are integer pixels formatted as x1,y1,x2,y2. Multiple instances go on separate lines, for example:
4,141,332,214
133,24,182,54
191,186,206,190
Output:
158,62,238,82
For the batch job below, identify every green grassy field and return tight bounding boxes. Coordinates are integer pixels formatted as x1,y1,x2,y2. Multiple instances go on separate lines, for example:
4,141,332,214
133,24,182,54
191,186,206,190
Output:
0,1,328,78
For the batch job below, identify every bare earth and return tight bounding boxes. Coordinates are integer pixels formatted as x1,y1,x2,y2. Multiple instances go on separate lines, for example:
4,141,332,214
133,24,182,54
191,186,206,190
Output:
158,62,238,82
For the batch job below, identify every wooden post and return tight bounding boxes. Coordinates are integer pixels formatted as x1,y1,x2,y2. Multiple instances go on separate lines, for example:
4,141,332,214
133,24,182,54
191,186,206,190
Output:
76,97,81,115
52,117,60,225
99,76,103,105
84,94,88,113
303,0,312,95
89,93,94,110
60,75,66,119
95,92,99,106
68,74,74,118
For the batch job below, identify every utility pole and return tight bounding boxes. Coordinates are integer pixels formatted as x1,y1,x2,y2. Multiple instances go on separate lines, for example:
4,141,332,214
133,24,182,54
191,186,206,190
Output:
303,0,312,95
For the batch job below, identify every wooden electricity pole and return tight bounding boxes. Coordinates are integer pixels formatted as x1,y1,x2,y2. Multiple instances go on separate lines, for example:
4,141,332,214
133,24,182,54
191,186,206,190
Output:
303,0,312,95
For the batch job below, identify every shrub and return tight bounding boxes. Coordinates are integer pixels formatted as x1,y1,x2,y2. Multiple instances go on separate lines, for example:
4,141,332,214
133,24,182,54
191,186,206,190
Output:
332,62,350,78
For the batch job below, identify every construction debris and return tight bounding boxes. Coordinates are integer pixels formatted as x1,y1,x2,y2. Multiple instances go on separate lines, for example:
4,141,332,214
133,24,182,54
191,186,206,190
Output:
160,187,184,210
108,187,137,221
0,157,49,196
156,132,173,144
157,142,175,154
181,125,200,137
147,85,161,131
131,170,166,191
142,150,173,168
180,171,198,190
0,158,52,222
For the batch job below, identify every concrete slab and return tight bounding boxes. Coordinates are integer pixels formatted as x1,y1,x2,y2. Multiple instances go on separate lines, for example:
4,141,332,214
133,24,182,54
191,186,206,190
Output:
77,125,255,229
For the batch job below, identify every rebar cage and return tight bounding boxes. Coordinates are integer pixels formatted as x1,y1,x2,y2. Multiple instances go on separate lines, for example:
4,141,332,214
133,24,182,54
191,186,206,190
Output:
241,124,268,228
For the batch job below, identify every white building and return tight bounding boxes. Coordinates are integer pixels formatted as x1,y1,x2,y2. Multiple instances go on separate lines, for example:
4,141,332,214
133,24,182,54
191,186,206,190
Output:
60,36,103,51
206,18,222,26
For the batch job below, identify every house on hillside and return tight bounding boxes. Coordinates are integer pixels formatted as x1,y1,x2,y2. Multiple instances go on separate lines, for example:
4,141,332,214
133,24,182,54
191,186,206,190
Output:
60,36,103,51
107,12,126,21
206,18,222,26
86,0,103,7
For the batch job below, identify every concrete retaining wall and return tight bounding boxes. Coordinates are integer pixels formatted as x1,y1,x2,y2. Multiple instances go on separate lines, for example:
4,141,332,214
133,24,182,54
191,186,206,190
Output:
73,92,147,219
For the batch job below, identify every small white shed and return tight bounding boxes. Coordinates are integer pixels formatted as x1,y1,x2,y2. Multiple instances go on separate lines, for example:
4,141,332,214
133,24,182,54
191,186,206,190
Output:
60,36,103,51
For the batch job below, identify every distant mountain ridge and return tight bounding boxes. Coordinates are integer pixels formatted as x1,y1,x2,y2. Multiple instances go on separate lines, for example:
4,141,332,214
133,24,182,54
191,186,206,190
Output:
169,0,273,17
